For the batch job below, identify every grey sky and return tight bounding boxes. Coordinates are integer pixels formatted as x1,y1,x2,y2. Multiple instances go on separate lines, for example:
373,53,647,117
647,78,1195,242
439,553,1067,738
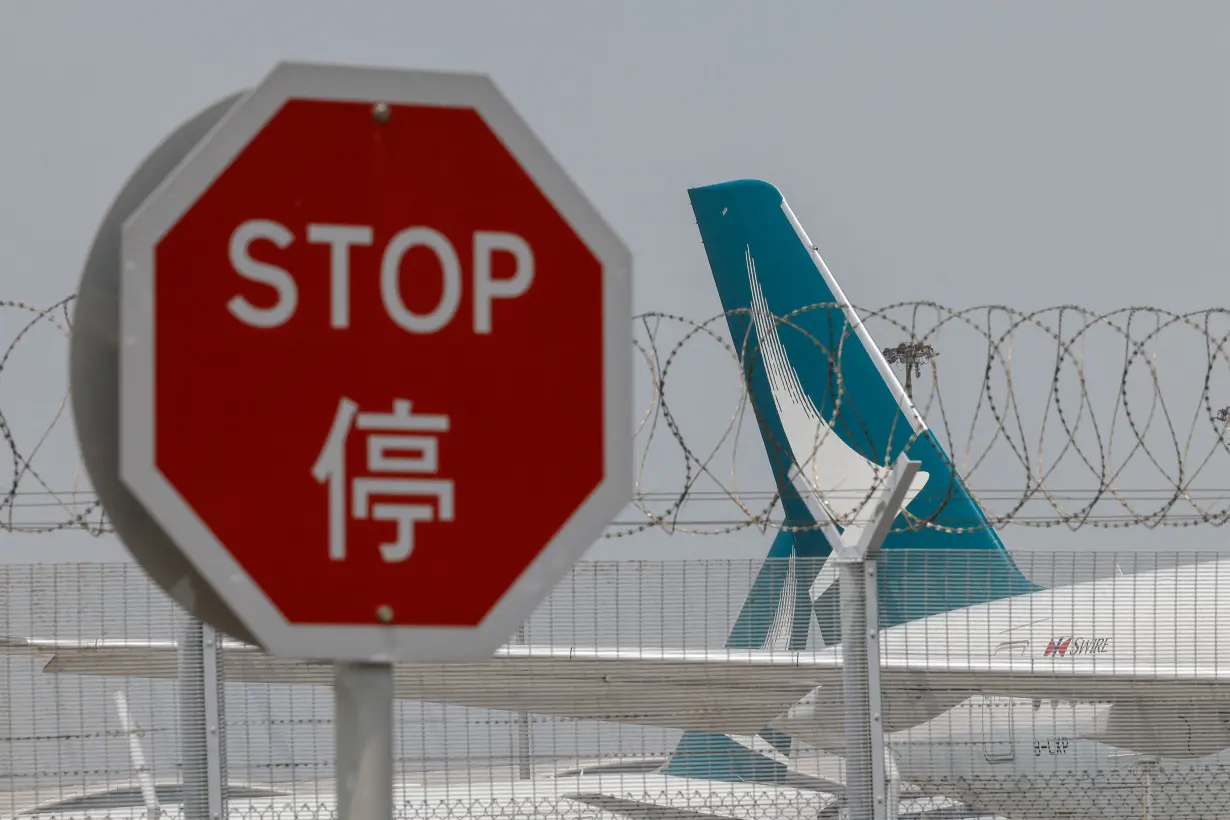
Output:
1,1,1228,564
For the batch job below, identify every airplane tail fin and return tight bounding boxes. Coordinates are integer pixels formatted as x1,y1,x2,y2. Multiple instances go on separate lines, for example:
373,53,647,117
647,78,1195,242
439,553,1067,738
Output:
687,179,1037,640
661,180,1038,787
660,529,822,781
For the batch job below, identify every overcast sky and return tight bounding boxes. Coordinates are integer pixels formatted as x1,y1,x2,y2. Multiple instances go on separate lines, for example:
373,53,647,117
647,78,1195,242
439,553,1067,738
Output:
2,1,1228,564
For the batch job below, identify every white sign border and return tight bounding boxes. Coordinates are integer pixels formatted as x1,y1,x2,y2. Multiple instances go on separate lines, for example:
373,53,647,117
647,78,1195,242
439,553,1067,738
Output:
120,61,633,663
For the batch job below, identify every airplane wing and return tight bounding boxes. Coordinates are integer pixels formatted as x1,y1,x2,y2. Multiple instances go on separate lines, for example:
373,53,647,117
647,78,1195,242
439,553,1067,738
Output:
3,637,1228,735
0,638,826,734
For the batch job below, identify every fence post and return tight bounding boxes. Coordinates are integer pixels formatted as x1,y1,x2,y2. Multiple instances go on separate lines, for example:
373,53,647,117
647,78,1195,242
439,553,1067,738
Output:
179,618,227,820
826,454,920,820
514,621,532,780
838,558,872,820
864,553,888,820
336,662,394,820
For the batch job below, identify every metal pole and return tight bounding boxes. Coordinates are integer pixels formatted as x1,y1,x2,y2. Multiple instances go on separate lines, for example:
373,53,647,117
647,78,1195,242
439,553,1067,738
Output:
179,618,226,820
839,560,872,820
514,622,532,780
827,455,920,820
336,662,395,820
203,623,226,820
864,559,888,820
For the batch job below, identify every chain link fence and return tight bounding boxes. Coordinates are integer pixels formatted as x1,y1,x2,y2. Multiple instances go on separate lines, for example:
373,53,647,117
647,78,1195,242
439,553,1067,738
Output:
0,551,1222,820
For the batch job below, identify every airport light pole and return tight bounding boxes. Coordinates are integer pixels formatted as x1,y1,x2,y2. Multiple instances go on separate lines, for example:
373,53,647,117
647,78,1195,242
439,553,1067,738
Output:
881,342,939,400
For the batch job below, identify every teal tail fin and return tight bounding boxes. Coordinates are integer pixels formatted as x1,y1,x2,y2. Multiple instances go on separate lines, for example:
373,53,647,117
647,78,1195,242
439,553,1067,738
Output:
687,179,1037,640
660,529,823,781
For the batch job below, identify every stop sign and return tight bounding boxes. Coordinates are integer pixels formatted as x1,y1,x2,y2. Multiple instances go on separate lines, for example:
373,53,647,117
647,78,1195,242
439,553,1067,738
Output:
79,62,631,662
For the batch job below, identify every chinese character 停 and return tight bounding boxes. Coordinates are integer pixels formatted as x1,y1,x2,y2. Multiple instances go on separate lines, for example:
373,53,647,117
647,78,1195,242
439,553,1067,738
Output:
312,397,454,562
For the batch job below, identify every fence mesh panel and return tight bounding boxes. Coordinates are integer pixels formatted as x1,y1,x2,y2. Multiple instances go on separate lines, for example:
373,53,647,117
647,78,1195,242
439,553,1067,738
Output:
0,552,1224,819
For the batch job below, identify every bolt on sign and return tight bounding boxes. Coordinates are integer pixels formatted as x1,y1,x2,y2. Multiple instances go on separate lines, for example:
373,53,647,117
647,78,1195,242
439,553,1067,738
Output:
71,62,633,663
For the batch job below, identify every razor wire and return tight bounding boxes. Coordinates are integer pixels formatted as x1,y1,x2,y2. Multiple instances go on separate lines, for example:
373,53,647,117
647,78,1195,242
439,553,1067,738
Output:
2,295,1230,540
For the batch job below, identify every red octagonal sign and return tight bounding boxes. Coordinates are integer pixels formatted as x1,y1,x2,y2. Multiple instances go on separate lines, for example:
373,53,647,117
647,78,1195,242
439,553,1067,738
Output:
118,63,632,662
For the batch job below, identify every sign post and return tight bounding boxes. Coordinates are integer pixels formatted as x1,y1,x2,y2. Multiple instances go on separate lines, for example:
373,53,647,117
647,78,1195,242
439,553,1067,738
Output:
335,662,395,820
70,61,633,820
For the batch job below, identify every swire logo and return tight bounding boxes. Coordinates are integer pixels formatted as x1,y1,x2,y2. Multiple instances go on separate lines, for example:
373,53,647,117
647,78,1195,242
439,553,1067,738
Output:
1044,636,1110,657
